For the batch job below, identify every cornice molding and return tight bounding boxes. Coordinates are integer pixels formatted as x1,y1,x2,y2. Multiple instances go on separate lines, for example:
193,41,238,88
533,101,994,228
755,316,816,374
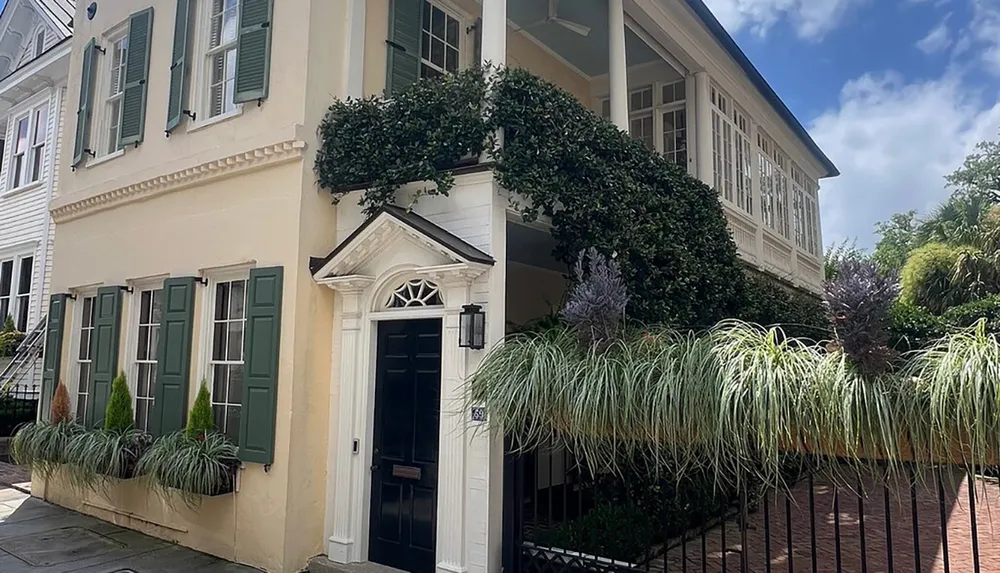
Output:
51,139,308,223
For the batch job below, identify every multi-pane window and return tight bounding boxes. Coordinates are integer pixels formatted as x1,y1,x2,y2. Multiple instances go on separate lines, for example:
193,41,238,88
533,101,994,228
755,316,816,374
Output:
0,261,12,323
210,279,246,443
602,80,687,166
134,289,163,432
104,33,128,155
9,103,47,188
758,134,775,230
77,296,96,422
15,257,31,331
773,146,790,239
207,0,240,118
10,116,28,188
712,86,754,214
662,108,686,166
420,1,461,79
806,183,820,256
0,256,31,330
30,106,47,182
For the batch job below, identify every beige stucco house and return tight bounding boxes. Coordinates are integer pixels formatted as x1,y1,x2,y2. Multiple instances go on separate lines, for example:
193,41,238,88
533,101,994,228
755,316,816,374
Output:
34,1,837,573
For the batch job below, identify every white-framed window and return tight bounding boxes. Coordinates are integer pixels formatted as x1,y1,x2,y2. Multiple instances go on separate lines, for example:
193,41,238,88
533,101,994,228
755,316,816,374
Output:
206,275,247,443
75,295,97,422
805,182,820,257
758,132,791,237
29,105,47,182
0,255,33,331
9,115,29,188
711,86,754,215
792,166,806,251
758,134,775,230
205,0,241,119
131,287,163,433
420,0,464,79
772,145,790,239
101,30,129,156
601,80,687,167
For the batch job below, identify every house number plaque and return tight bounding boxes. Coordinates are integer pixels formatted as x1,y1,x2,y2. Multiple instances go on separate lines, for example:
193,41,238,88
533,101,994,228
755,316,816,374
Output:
392,465,422,480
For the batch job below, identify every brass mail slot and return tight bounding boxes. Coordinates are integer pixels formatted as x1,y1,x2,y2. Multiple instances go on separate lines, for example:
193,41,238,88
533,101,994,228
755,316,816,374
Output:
392,465,422,480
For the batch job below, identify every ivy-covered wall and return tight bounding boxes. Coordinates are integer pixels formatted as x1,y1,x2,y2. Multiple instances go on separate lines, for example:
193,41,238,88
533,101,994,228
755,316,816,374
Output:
315,68,747,326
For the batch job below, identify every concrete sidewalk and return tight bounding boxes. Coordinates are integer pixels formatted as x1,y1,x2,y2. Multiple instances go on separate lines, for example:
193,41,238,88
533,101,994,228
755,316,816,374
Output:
0,487,261,572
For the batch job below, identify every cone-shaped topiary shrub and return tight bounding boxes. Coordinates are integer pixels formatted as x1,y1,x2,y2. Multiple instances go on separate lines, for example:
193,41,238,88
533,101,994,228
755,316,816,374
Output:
51,381,72,424
104,372,134,432
139,381,238,505
185,382,215,440
64,373,150,490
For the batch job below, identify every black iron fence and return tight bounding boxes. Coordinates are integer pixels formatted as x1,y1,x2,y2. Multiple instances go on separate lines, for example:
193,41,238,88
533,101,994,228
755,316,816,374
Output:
504,443,999,573
0,380,38,438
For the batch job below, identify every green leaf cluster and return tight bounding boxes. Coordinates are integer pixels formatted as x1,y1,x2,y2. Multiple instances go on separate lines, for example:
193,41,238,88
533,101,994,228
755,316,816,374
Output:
185,382,215,440
103,372,134,432
315,68,744,326
138,431,238,506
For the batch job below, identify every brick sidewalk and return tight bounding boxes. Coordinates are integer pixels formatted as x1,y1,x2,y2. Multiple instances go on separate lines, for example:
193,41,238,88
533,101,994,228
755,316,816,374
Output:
659,470,1000,572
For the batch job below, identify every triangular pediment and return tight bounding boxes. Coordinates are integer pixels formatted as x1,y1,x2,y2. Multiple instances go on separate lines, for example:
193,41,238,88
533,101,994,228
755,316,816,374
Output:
310,205,494,281
0,0,73,77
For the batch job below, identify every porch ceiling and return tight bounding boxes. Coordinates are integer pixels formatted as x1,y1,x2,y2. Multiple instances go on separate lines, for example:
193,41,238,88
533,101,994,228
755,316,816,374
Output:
508,0,660,77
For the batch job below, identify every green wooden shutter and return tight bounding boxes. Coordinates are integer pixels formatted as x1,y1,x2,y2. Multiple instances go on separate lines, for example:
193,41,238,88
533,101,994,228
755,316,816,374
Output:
233,0,273,103
118,8,154,148
85,286,123,428
385,0,422,95
165,0,191,133
72,39,98,167
238,266,283,464
149,277,196,436
40,294,68,421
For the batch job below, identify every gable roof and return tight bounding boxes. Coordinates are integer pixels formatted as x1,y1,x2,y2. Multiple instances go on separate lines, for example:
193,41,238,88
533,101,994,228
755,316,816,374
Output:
35,0,74,36
310,205,495,278
682,0,839,179
0,0,74,77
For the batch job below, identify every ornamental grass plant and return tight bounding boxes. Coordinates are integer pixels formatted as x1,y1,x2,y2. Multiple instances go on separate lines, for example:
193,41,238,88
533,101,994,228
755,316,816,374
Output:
64,373,150,490
138,382,238,506
11,382,83,478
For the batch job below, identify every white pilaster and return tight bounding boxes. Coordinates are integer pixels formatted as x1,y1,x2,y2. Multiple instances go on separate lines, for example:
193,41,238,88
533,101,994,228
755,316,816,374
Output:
694,71,714,186
480,0,507,68
322,277,374,564
342,0,366,98
608,0,629,131
436,282,471,573
684,74,698,178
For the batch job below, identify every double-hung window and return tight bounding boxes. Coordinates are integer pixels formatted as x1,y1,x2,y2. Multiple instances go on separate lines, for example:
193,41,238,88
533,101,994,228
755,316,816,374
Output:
206,0,240,119
209,277,247,442
9,103,48,188
76,296,96,422
133,288,163,432
0,255,33,331
420,1,462,79
103,32,128,156
600,80,688,167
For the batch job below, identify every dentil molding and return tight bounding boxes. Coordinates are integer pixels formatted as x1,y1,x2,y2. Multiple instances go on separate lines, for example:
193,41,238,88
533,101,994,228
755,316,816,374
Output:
51,140,308,223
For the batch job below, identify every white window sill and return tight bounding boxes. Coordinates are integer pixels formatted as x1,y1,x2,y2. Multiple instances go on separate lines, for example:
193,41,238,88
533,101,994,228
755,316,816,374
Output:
1,179,45,199
86,149,125,169
187,107,244,134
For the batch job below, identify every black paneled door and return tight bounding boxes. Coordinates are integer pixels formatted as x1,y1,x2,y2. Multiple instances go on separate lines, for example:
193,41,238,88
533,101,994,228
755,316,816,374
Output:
369,319,443,573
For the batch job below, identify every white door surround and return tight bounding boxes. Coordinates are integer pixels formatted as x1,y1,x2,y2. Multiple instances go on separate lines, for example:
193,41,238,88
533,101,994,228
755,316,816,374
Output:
314,206,500,573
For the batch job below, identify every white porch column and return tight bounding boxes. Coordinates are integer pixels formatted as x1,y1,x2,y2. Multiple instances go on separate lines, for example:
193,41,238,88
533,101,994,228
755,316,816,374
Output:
342,0,366,98
436,281,472,573
694,71,714,186
480,0,507,68
323,278,374,564
608,0,629,131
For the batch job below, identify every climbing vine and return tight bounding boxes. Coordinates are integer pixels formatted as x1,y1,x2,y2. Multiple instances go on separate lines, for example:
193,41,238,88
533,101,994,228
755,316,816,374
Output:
315,68,744,325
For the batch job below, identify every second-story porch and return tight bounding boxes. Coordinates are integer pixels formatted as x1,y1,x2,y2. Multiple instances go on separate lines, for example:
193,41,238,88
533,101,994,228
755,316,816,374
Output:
347,0,835,293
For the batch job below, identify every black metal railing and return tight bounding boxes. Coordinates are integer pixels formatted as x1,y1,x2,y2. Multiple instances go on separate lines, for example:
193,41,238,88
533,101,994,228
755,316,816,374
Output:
504,444,994,573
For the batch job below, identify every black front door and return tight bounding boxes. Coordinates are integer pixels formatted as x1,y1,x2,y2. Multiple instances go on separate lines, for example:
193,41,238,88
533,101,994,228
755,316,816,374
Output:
369,319,442,573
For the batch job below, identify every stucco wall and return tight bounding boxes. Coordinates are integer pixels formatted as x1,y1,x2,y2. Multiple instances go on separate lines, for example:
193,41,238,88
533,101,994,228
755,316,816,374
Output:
362,0,591,102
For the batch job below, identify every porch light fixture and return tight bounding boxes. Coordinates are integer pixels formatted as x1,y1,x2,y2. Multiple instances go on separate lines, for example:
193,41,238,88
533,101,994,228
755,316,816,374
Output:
459,304,486,350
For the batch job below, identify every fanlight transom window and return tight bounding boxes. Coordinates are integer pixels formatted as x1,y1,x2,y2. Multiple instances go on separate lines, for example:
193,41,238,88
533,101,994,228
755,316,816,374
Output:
386,279,443,308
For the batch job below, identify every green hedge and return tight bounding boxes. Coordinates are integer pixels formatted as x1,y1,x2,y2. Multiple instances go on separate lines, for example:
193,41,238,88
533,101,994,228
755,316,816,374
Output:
737,271,829,339
316,68,744,327
889,296,1000,352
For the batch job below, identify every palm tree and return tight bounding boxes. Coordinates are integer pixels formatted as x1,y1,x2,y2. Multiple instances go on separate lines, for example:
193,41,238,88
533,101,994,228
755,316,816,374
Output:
916,192,996,246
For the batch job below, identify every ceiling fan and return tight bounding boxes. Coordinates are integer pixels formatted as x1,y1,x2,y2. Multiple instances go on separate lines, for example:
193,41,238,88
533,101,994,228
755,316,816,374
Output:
522,0,592,37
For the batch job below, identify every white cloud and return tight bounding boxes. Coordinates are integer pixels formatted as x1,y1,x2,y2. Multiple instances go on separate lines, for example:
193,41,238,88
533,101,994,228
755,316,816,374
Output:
969,0,1000,74
916,20,952,54
811,73,1000,248
701,0,866,40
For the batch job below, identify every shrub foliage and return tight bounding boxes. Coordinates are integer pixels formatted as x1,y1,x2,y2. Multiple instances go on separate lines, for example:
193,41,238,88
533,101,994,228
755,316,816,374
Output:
186,382,215,440
315,68,744,326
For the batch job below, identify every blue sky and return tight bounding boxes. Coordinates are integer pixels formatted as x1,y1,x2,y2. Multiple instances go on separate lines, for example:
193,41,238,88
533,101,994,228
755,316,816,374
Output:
703,0,1000,249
